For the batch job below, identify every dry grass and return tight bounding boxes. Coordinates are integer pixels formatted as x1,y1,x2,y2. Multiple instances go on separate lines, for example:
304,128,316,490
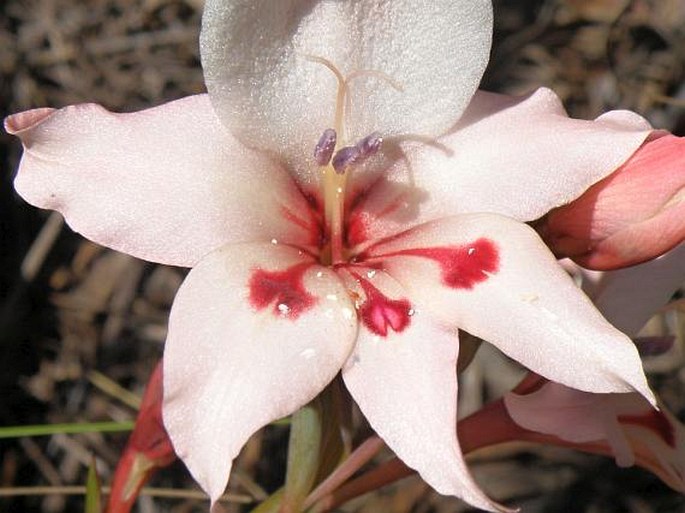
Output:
1,0,684,512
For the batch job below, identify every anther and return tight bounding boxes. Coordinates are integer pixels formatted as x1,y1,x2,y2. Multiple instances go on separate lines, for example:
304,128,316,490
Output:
357,132,383,158
331,132,384,175
314,128,337,166
331,145,361,174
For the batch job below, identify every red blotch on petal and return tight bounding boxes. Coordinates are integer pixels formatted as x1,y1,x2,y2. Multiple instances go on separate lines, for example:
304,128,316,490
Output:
369,238,500,290
619,409,676,448
248,263,317,319
345,210,370,248
353,273,412,337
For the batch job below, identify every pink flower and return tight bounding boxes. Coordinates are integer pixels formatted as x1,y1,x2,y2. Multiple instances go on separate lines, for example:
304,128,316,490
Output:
539,135,685,270
5,1,665,510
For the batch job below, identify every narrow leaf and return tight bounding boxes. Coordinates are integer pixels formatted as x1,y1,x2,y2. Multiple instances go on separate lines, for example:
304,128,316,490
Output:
249,488,283,513
280,399,323,513
85,457,102,513
315,379,352,484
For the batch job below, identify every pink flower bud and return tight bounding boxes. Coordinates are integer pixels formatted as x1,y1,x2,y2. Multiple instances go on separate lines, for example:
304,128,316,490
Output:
106,362,176,513
539,134,685,270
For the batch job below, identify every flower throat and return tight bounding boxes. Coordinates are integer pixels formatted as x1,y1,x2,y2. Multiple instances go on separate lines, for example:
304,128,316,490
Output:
306,56,402,265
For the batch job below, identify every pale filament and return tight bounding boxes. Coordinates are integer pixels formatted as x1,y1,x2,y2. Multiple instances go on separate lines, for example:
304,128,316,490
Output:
303,54,401,265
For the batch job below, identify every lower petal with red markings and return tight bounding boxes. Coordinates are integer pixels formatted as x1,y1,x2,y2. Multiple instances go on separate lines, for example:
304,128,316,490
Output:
162,243,358,510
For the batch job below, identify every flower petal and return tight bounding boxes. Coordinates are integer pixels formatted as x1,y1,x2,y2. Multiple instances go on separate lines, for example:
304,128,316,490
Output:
201,0,492,182
356,213,654,402
505,382,637,466
162,243,357,506
505,381,685,492
584,243,685,336
347,88,655,245
7,95,320,267
338,268,506,512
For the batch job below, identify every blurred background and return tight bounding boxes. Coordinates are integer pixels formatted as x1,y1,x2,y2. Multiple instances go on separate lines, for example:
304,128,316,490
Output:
1,0,684,511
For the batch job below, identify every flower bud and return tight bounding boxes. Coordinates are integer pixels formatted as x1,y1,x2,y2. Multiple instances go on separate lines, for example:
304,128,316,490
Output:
107,362,176,513
538,135,685,270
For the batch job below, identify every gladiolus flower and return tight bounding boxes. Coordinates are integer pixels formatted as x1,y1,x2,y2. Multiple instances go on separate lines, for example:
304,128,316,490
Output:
538,134,685,270
5,1,671,511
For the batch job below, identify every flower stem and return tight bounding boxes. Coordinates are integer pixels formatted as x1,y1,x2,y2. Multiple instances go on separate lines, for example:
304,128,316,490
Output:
302,436,384,510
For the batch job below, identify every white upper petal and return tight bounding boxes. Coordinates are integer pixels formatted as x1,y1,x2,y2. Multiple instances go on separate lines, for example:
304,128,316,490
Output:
339,269,507,512
347,88,655,244
7,95,320,267
357,213,654,403
163,243,358,505
201,0,492,184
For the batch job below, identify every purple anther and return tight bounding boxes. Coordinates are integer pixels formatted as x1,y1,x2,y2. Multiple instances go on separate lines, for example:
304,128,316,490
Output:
331,145,361,175
357,132,383,158
314,128,337,166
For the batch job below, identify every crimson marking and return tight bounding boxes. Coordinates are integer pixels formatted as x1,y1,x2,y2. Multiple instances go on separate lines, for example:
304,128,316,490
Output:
351,271,411,337
345,193,409,247
248,263,316,319
361,238,499,290
618,410,676,448
280,205,323,247
345,210,370,248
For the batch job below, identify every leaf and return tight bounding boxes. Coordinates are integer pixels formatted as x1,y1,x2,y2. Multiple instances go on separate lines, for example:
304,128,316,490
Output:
280,399,324,513
249,488,284,513
315,379,352,485
85,456,102,513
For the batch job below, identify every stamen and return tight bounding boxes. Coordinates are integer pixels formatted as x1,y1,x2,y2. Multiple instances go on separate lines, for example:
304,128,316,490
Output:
331,146,361,175
357,132,383,158
300,54,397,265
314,128,337,166
331,132,384,175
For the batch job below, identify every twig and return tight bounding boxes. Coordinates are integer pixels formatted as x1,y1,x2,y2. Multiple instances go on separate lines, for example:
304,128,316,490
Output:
86,370,142,410
302,436,384,509
20,212,64,282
